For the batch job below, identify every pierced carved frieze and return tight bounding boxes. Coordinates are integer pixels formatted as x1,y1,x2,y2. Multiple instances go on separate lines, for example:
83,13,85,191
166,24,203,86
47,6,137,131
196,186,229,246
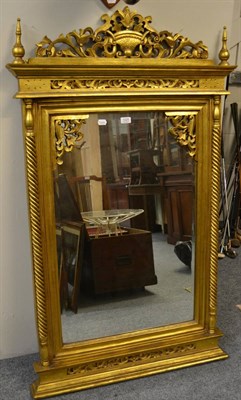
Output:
67,343,196,376
17,77,224,95
166,113,197,158
50,78,200,90
36,7,208,59
55,117,88,165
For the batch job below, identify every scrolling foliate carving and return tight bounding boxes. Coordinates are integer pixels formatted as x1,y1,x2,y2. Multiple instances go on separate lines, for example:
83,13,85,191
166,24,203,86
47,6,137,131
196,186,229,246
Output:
50,79,199,90
166,114,196,158
67,343,196,376
55,117,88,165
36,7,208,59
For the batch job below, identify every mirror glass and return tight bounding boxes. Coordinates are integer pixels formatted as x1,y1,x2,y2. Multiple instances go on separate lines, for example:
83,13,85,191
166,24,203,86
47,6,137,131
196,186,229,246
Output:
53,111,195,343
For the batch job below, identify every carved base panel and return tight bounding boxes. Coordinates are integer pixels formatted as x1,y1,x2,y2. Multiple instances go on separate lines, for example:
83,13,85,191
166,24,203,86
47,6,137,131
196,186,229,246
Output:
31,330,227,398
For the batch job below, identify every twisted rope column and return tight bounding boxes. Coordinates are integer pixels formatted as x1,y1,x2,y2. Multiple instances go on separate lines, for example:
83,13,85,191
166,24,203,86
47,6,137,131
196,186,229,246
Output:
24,99,49,366
209,96,221,333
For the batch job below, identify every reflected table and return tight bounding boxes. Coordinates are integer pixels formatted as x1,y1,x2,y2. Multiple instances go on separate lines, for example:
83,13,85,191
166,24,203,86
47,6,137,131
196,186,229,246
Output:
81,209,144,237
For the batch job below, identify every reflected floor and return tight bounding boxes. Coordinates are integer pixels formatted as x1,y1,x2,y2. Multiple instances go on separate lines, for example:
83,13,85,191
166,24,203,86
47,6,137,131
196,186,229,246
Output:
61,232,194,343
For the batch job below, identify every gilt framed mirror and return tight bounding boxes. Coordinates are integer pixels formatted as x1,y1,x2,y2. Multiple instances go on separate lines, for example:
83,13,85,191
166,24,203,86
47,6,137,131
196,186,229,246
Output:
6,7,235,398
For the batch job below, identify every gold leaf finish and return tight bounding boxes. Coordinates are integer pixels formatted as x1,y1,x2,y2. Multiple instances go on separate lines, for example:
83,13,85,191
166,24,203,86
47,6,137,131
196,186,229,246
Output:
209,96,221,333
12,18,25,64
24,100,49,366
36,7,208,59
166,114,196,158
219,27,230,66
55,117,88,165
6,7,235,399
51,79,199,90
67,343,196,376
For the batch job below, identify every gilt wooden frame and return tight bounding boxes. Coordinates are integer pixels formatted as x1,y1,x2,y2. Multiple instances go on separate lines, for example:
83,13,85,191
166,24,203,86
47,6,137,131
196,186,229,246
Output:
6,7,235,398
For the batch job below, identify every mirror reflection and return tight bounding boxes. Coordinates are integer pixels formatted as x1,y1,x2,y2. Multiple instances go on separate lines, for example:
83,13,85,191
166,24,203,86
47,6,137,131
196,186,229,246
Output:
53,111,195,343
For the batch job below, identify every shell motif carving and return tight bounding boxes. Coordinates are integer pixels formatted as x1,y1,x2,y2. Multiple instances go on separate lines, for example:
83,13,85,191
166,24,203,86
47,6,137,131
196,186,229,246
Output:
36,7,208,59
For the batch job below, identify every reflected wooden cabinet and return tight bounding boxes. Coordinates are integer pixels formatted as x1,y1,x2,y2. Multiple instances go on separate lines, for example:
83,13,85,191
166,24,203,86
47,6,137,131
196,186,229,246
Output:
128,184,161,231
84,228,157,295
106,182,129,210
160,134,194,243
99,115,131,184
159,172,194,244
129,149,160,185
128,123,194,237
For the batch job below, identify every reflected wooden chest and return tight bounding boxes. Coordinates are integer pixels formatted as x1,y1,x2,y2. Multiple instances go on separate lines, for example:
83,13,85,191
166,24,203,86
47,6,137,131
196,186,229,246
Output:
84,228,157,295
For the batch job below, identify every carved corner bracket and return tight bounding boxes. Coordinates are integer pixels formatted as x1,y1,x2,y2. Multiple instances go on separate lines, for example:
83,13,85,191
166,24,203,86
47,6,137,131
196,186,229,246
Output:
165,112,197,158
54,116,88,165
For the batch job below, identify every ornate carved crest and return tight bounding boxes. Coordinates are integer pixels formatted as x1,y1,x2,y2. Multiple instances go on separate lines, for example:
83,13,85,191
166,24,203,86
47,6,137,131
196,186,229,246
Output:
36,7,208,59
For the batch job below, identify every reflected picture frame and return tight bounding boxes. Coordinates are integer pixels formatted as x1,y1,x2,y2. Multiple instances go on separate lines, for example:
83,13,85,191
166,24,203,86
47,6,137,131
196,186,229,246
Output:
61,223,86,314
